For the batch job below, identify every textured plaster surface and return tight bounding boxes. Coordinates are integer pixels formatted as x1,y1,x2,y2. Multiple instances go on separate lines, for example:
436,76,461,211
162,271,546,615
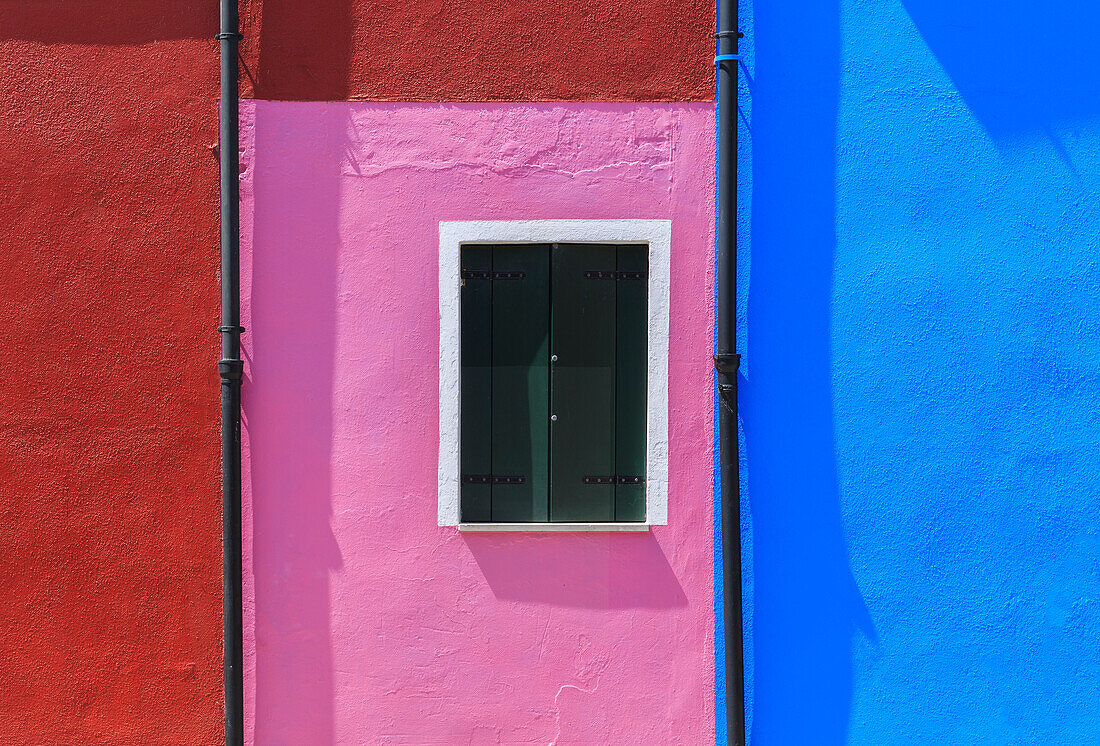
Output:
732,0,1100,742
239,101,716,743
237,0,715,102
0,5,223,743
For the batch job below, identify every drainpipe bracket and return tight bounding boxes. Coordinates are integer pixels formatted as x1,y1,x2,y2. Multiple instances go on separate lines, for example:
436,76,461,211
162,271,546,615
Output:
713,353,741,374
218,358,244,382
215,32,244,41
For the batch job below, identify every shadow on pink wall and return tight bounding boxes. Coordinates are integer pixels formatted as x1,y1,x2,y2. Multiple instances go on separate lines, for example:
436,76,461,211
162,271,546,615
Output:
244,6,354,743
465,533,687,608
245,110,342,743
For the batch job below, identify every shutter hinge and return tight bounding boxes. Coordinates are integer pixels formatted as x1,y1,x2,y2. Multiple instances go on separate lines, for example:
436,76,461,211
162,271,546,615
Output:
584,271,647,280
462,270,526,281
583,475,646,485
462,474,527,485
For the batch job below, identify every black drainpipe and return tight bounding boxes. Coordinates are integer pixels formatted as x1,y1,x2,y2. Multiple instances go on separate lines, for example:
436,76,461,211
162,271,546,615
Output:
715,0,746,743
216,0,244,743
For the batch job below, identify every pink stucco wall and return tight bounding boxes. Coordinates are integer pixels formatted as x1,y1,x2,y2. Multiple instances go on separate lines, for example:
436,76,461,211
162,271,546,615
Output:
239,101,716,744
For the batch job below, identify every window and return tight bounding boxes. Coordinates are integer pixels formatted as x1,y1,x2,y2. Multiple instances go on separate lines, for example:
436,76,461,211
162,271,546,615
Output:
459,243,648,523
438,220,670,530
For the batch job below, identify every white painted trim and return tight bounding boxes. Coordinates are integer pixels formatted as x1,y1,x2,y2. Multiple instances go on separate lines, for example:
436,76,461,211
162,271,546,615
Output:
458,522,650,532
438,219,672,527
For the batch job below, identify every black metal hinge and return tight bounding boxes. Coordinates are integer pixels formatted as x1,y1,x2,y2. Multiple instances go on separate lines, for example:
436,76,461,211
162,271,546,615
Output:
462,474,527,485
462,270,526,281
583,475,646,485
584,271,648,281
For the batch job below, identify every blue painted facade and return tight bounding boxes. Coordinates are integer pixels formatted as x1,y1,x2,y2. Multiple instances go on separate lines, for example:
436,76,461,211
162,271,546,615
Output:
719,0,1100,742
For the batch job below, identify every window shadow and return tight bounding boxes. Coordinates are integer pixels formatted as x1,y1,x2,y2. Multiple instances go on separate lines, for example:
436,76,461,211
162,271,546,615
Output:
465,532,688,609
741,0,874,743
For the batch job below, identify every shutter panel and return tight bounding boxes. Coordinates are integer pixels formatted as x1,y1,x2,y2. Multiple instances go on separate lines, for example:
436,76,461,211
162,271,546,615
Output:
462,242,647,524
491,244,551,522
550,243,616,522
460,245,493,521
615,244,648,521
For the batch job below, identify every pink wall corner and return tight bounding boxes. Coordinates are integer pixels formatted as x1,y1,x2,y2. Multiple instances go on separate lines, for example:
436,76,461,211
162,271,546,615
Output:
240,101,716,744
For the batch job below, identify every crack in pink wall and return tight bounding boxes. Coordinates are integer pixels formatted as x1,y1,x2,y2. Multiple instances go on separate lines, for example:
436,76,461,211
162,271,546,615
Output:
239,101,716,744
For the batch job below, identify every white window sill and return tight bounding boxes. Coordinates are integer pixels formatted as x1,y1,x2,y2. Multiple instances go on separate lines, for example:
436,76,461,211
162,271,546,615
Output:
458,522,650,533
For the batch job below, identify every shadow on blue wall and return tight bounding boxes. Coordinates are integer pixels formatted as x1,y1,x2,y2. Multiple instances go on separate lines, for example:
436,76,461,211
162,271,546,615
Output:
742,0,874,743
903,0,1100,144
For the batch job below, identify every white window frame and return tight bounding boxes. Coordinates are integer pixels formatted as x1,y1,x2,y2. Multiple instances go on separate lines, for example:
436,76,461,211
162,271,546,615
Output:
438,220,671,531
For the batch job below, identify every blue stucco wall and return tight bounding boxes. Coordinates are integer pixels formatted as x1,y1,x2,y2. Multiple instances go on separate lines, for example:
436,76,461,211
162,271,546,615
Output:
719,0,1100,743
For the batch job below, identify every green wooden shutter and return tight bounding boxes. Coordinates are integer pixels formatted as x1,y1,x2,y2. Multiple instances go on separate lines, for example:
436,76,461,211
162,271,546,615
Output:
615,244,648,521
490,244,551,521
461,242,647,524
460,246,493,521
550,243,617,522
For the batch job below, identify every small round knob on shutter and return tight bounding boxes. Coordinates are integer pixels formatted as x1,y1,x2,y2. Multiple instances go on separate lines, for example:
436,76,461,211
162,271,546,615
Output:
551,355,558,362
550,414,558,422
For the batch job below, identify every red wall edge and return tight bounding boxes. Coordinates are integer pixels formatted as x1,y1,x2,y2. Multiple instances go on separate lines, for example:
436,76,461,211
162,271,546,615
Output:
239,0,716,102
0,6,223,742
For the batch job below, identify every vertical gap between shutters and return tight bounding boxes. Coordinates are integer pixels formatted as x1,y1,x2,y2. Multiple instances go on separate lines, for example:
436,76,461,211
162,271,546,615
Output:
610,246,618,521
488,247,495,522
613,246,620,517
547,243,555,520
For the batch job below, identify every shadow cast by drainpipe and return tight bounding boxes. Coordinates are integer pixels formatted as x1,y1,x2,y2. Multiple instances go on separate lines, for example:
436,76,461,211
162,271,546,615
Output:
248,2,354,743
742,0,875,743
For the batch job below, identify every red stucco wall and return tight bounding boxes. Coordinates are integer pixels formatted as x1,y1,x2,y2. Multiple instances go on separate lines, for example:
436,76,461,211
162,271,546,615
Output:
0,4,223,742
239,0,715,102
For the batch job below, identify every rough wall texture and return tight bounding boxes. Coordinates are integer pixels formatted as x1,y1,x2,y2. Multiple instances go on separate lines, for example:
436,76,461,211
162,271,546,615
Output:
0,3,223,743
1,0,716,741
237,0,715,102
735,0,1100,742
238,101,716,744
10,0,1095,742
